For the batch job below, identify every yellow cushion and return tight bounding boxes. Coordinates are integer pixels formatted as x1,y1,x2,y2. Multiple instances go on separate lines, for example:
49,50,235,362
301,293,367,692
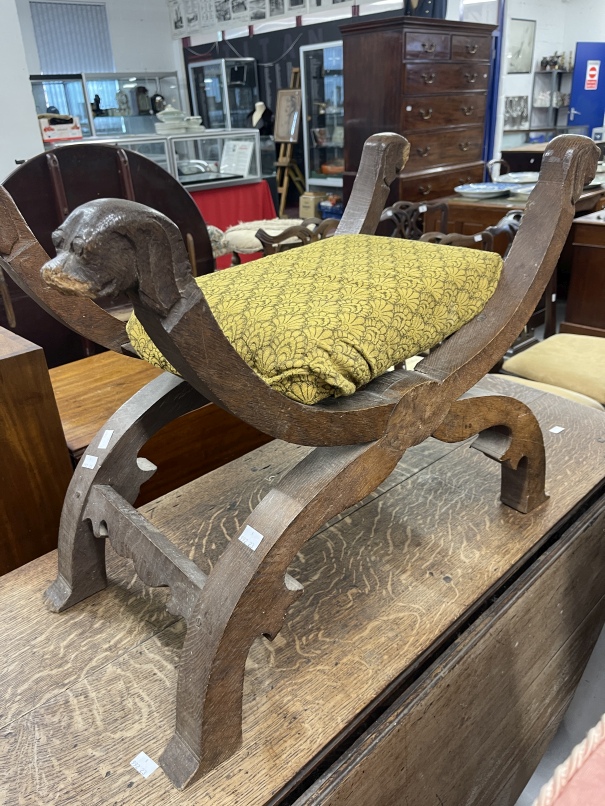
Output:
496,375,604,411
127,234,502,405
502,333,605,405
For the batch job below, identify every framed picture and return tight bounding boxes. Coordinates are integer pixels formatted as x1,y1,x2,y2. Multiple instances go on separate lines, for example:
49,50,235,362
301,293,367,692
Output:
506,18,536,74
274,89,302,143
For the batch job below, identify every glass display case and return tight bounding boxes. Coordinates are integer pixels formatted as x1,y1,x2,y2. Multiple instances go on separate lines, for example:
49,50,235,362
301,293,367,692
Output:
300,41,344,189
30,74,94,137
167,129,261,190
30,73,182,139
188,59,260,130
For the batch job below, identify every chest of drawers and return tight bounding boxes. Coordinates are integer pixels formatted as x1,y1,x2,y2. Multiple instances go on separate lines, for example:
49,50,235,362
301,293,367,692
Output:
342,17,495,203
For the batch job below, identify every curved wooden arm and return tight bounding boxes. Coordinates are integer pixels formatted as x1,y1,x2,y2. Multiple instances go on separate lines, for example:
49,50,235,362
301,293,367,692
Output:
414,134,600,397
0,186,126,351
336,132,410,235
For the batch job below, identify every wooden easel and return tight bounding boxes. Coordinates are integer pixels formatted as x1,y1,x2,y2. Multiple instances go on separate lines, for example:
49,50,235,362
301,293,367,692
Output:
275,68,306,218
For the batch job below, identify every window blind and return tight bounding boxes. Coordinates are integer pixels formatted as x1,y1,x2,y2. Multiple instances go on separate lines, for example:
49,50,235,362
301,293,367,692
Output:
30,2,115,73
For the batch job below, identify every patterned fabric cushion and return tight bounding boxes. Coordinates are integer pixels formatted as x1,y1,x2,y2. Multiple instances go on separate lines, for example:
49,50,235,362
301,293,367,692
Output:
126,234,503,405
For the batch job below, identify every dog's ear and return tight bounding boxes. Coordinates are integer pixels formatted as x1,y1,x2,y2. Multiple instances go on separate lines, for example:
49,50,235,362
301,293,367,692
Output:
118,212,194,317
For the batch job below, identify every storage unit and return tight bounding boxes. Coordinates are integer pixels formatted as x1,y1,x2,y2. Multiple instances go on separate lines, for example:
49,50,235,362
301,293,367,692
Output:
30,73,182,139
560,210,605,338
188,59,259,130
341,17,495,203
528,70,573,140
300,41,344,190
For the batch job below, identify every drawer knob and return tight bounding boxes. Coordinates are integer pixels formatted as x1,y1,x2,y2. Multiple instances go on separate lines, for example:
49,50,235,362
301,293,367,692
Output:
422,72,436,84
422,41,436,53
418,184,432,196
466,43,479,55
465,72,478,84
458,141,471,152
461,105,475,116
416,146,431,157
419,108,433,120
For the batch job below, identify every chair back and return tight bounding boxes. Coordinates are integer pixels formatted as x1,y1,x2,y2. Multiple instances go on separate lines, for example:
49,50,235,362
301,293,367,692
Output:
380,200,448,240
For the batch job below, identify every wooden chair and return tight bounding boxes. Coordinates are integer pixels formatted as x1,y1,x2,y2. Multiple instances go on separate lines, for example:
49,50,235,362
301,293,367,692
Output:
255,216,339,255
379,199,449,240
0,133,598,790
420,210,522,255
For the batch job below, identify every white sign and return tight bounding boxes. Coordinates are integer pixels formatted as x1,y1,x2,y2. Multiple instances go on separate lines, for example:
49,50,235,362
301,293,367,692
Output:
585,60,600,91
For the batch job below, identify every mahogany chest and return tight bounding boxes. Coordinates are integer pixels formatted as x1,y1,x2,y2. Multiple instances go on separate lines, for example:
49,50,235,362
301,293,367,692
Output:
341,17,496,203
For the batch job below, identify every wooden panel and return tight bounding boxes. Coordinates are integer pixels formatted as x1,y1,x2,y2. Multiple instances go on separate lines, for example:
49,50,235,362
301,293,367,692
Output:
297,498,605,806
451,33,492,61
403,30,450,60
0,377,603,804
397,162,484,202
0,327,72,574
402,92,487,131
560,242,605,336
405,125,483,171
403,62,490,94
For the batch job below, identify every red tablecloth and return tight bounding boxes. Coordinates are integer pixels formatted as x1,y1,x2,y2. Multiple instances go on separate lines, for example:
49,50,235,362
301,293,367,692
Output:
190,180,276,269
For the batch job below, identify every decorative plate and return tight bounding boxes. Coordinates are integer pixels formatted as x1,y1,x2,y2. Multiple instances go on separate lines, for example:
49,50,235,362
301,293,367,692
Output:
498,172,540,184
454,183,511,199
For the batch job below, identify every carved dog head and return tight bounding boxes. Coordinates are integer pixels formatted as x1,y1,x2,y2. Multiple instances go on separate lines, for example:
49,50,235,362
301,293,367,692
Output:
42,198,194,317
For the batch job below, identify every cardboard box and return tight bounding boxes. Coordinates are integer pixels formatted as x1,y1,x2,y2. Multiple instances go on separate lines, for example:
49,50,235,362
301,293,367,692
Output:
299,192,325,219
38,117,83,143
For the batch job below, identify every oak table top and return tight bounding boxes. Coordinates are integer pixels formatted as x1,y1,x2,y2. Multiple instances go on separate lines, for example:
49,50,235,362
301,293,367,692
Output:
0,376,604,805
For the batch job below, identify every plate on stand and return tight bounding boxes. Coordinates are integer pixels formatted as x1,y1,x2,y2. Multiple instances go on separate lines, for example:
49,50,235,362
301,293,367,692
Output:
454,183,511,199
498,172,540,184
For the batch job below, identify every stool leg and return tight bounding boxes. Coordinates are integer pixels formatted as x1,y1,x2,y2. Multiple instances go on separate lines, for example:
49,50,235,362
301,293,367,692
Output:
159,438,403,789
432,394,549,514
45,374,206,612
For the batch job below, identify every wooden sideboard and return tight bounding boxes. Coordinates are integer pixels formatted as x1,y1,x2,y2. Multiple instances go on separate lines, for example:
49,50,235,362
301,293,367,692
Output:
560,210,605,338
342,17,495,204
2,376,604,804
0,327,72,574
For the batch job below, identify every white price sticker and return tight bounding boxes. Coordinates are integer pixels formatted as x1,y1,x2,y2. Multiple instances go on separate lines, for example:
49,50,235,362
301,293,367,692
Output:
549,426,565,434
474,234,483,242
239,525,264,551
418,204,428,213
98,429,114,450
130,752,158,778
82,454,98,470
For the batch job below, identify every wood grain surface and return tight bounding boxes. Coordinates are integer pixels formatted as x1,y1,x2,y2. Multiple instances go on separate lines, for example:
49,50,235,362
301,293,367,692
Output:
49,350,272,504
0,377,603,804
297,497,605,806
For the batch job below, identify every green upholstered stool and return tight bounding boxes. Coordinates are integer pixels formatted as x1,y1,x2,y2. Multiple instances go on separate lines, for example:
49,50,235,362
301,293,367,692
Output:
501,334,605,405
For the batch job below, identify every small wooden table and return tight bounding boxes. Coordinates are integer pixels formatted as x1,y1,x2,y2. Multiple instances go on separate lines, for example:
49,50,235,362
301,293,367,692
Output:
560,209,605,338
1,376,604,805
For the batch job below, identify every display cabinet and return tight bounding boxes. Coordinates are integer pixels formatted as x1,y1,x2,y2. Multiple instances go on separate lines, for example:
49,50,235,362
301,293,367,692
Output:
57,130,261,190
30,74,94,137
167,129,261,190
300,41,344,190
188,59,259,130
30,72,182,139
